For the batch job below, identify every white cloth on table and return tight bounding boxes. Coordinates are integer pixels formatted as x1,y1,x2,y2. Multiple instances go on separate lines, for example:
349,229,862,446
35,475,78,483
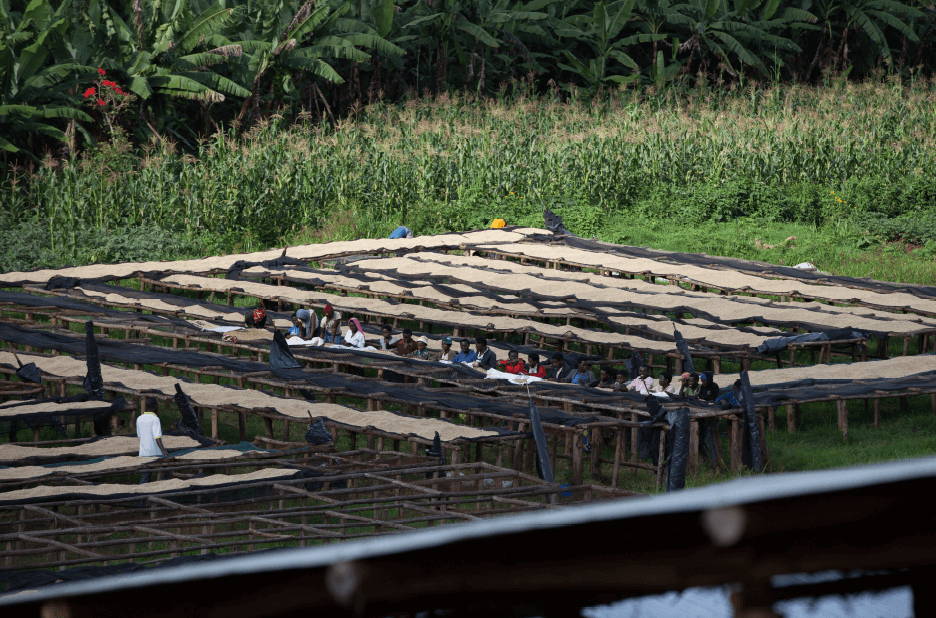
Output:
201,325,243,333
485,368,545,385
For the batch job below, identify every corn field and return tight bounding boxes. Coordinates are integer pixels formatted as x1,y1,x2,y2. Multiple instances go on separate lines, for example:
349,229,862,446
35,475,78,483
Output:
9,79,936,251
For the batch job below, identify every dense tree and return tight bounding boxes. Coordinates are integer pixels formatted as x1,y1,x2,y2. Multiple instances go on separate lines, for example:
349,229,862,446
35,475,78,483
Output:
1,0,933,157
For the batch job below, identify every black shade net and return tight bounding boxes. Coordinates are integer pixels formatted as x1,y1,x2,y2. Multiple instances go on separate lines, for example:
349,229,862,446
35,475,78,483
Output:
0,322,265,373
355,258,910,339
551,236,936,301
0,395,125,436
0,290,199,329
0,468,305,507
0,432,218,466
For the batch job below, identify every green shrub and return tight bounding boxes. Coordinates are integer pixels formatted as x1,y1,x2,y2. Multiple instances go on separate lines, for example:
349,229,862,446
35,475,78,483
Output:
0,221,207,273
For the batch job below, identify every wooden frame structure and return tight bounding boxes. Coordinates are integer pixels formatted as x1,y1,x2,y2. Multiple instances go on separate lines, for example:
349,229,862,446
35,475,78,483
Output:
0,458,636,573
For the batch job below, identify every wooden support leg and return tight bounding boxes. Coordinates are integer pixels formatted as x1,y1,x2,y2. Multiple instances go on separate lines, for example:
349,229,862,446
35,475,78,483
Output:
710,418,725,471
786,403,795,434
655,430,666,491
630,412,639,476
211,409,219,440
758,415,769,464
730,418,741,471
589,428,602,478
767,406,775,434
874,399,880,427
571,433,584,489
838,399,848,442
688,421,699,475
611,431,623,488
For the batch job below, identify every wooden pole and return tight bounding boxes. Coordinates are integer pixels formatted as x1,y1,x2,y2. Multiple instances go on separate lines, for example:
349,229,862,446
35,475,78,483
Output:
688,421,699,475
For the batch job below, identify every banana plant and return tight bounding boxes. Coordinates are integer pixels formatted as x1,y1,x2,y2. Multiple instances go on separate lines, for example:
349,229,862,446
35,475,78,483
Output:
556,0,660,90
232,0,405,129
0,0,93,155
339,0,416,99
666,0,799,75
802,0,922,72
405,0,549,90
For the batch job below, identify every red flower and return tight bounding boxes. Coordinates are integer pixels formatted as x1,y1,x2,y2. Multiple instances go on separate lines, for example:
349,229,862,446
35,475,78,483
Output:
103,80,115,88
97,67,106,76
97,99,106,106
83,87,96,99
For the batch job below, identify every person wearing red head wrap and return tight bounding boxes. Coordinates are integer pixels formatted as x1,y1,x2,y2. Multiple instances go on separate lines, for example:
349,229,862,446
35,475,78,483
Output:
321,304,342,343
244,303,267,329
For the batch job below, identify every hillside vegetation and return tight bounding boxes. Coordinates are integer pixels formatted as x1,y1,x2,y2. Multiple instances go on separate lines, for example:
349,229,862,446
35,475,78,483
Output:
5,78,936,284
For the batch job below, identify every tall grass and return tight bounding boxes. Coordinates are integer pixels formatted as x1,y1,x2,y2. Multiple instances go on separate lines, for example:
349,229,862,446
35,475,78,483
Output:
7,78,936,259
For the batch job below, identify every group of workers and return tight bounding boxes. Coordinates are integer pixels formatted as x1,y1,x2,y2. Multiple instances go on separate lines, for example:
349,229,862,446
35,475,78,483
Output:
248,303,742,405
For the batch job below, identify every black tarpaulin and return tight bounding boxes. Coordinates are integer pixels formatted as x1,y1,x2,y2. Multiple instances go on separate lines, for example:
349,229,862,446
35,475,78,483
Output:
227,249,307,280
747,369,936,407
527,396,554,483
270,331,304,377
426,432,443,460
673,326,695,374
0,469,304,506
0,395,125,432
555,236,936,301
664,407,690,492
740,371,762,472
0,291,202,329
173,384,202,437
0,323,266,374
626,352,643,380
304,418,334,445
543,209,577,237
82,321,105,401
638,396,666,465
13,355,41,385
45,276,81,290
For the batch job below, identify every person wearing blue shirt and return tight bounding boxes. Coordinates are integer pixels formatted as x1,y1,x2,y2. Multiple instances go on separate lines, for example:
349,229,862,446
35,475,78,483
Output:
716,380,744,408
453,338,477,364
287,313,304,338
568,358,597,387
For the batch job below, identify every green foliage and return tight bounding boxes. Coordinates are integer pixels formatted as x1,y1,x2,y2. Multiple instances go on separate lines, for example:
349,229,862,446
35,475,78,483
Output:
3,0,936,159
12,80,936,255
0,0,93,154
0,219,207,272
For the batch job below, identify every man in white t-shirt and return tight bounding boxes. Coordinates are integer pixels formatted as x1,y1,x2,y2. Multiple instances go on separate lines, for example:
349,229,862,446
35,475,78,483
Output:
137,397,168,483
